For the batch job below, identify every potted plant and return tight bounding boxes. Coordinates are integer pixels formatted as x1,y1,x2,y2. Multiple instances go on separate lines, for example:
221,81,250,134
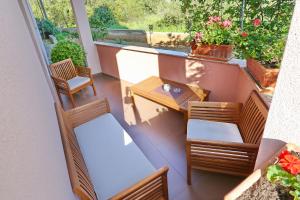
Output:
225,143,300,200
189,16,234,61
234,18,284,88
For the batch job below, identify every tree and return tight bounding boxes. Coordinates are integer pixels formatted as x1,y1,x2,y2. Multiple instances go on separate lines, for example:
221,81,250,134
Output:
89,6,117,29
37,0,48,19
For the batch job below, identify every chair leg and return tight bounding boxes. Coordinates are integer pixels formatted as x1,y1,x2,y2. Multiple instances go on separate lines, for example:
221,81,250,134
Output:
187,165,191,185
91,83,97,96
68,92,76,108
184,112,188,134
186,141,192,185
54,86,63,105
57,92,63,105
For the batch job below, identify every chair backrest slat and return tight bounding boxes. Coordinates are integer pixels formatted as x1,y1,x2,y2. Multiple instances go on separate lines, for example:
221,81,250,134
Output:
55,103,97,200
188,102,242,124
50,59,77,81
238,91,268,144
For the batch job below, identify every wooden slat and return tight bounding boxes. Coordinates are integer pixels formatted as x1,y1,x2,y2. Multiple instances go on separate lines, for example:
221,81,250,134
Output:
239,91,268,144
50,58,77,81
55,103,97,200
66,99,110,127
188,140,258,176
110,167,169,200
188,101,242,123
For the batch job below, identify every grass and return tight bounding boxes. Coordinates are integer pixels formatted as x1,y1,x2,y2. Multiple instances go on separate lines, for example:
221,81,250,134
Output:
118,14,186,33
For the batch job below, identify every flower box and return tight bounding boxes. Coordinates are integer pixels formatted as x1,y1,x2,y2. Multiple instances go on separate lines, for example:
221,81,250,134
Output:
189,44,233,62
224,144,300,200
247,58,280,88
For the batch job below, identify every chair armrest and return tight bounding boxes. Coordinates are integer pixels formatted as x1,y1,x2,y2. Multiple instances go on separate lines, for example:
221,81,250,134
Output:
188,101,242,123
187,138,259,150
111,166,169,200
51,75,69,90
76,67,92,78
186,139,259,176
66,99,110,128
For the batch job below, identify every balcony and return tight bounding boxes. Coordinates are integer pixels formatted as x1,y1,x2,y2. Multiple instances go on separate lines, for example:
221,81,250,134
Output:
61,73,245,199
58,44,270,198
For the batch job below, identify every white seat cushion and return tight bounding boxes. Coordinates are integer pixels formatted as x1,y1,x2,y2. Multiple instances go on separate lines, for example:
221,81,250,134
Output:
187,119,243,143
74,113,155,199
67,76,90,90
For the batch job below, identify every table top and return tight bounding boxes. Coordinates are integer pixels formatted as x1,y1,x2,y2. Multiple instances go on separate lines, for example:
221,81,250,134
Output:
130,76,210,112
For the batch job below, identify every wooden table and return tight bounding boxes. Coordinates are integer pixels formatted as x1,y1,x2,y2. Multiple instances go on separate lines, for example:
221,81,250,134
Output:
130,76,210,120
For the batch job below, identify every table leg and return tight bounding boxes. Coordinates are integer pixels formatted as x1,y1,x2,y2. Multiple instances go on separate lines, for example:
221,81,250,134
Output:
131,91,136,106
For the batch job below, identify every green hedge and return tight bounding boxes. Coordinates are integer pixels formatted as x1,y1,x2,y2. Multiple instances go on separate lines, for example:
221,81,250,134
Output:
51,40,86,66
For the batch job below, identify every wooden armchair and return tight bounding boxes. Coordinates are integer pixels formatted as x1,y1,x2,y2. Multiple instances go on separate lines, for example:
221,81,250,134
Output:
186,91,268,184
50,58,97,107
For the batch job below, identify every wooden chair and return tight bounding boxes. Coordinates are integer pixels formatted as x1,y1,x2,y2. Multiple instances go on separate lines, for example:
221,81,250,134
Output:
50,58,97,107
186,90,268,184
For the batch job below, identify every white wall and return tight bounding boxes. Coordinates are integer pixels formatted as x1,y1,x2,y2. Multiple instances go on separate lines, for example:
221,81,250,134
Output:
256,2,300,167
70,0,102,74
0,1,76,199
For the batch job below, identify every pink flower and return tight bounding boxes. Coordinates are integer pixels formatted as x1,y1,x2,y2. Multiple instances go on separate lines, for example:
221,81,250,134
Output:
253,18,261,27
194,32,203,42
213,16,221,22
207,21,213,25
207,16,221,25
195,32,203,39
222,20,232,28
241,32,248,37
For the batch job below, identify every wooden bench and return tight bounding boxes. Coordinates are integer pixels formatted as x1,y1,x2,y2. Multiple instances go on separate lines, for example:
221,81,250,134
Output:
55,99,169,200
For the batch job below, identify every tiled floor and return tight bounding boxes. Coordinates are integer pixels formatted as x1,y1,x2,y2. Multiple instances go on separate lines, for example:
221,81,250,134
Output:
62,74,243,200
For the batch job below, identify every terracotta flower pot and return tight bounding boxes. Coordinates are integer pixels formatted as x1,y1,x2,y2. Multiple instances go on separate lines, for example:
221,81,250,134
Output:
189,44,233,62
247,58,280,88
224,144,300,200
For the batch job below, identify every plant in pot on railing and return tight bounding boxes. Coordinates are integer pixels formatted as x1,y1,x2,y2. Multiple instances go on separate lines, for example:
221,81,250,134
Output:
51,40,86,66
267,150,300,199
189,16,235,61
234,18,285,88
234,146,300,200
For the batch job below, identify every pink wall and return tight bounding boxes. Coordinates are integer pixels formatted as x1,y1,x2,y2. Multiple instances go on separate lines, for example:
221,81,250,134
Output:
96,44,257,103
235,69,259,103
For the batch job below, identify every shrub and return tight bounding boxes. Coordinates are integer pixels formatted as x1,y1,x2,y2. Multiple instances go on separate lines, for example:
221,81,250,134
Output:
234,19,286,68
54,31,80,42
54,32,68,41
89,6,117,30
109,24,128,30
36,19,59,38
91,30,108,41
51,40,86,66
156,14,184,28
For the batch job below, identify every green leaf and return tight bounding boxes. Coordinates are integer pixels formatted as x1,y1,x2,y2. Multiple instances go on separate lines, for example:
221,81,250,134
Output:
51,40,86,66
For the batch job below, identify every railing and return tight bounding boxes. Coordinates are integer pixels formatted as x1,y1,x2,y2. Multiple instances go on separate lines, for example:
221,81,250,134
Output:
95,42,258,104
